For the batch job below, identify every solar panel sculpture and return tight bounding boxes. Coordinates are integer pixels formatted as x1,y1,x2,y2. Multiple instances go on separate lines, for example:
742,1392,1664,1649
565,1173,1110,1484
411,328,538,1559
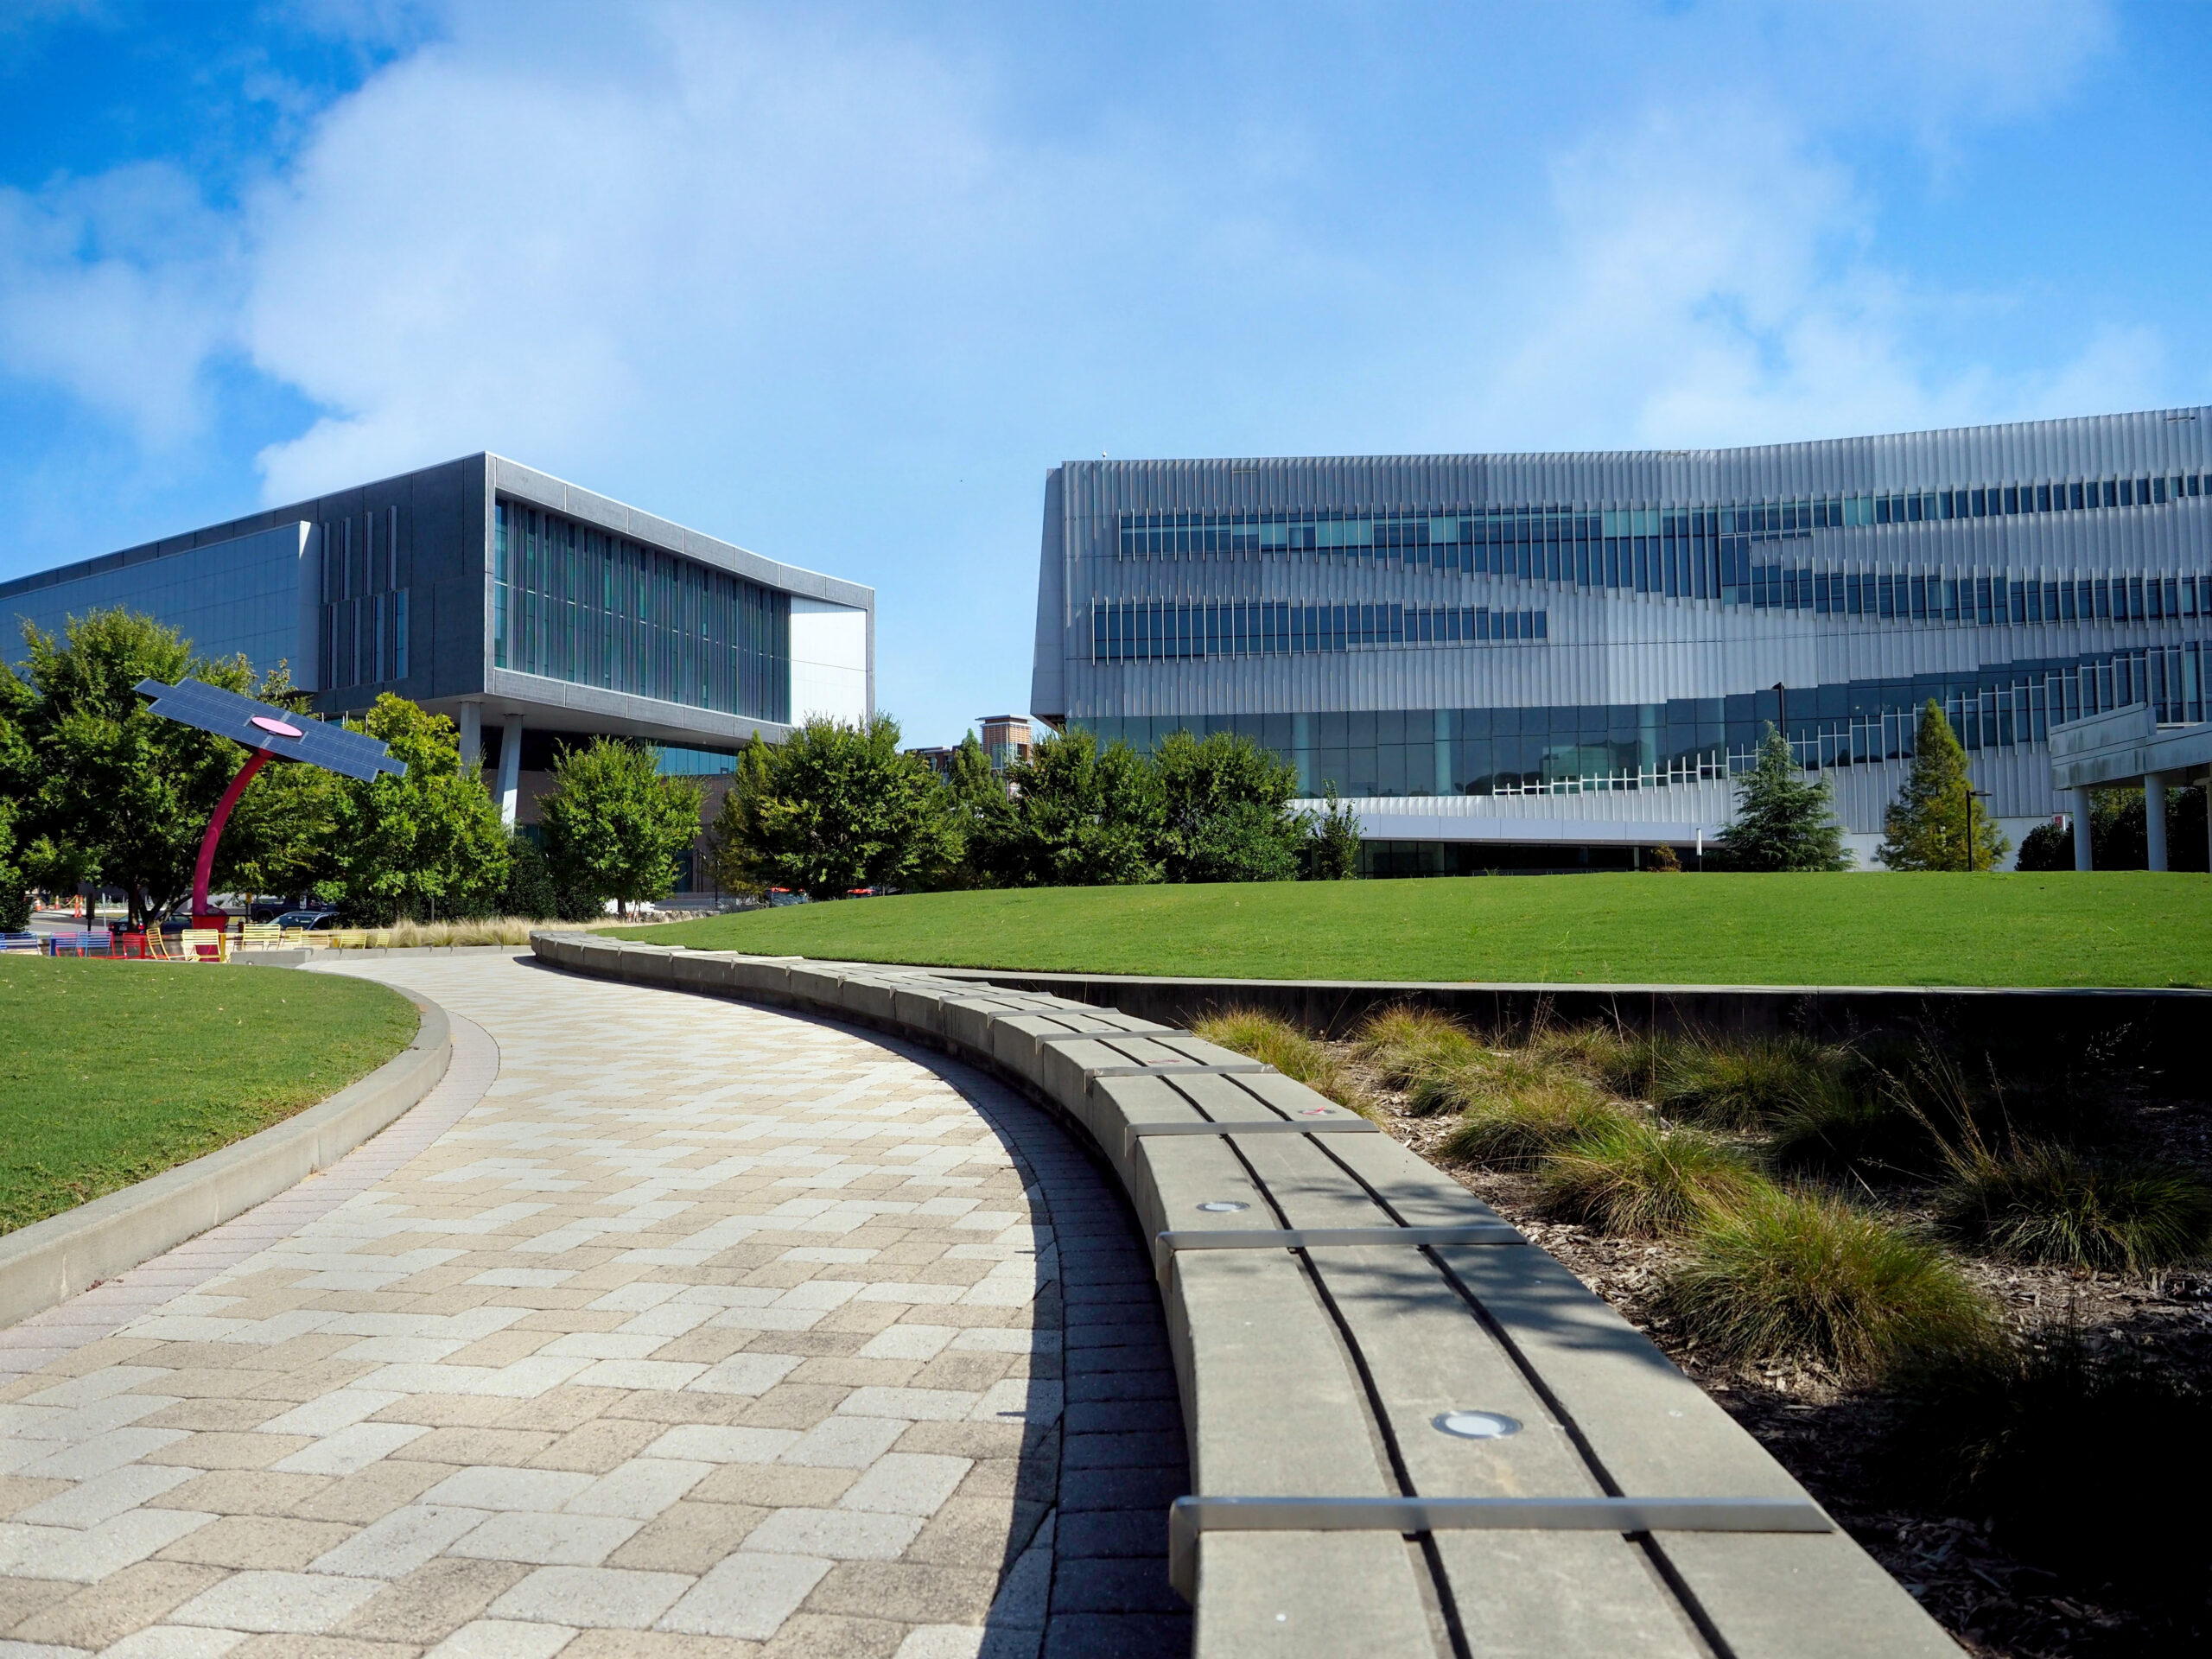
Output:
136,677,405,935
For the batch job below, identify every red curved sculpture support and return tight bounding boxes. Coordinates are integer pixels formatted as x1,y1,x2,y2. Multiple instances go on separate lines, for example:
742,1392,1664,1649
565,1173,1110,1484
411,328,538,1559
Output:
193,747,272,923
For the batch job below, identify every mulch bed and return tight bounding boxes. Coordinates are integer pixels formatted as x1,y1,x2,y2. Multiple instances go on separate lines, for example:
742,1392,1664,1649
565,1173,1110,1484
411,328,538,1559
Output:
1357,1057,2212,1659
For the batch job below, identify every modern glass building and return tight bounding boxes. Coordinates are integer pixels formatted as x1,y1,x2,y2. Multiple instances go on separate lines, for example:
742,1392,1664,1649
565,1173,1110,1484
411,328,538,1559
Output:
1028,410,2212,869
2,453,873,822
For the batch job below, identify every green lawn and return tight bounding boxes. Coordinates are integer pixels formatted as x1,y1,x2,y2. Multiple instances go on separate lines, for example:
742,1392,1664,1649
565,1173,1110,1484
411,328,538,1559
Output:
624,873,2212,989
0,962,418,1234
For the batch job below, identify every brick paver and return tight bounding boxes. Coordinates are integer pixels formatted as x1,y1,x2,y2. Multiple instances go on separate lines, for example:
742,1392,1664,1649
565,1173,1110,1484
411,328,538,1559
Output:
0,953,1188,1658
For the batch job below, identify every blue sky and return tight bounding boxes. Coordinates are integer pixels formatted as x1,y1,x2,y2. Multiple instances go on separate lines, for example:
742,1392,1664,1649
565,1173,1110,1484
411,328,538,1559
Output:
3,0,2209,744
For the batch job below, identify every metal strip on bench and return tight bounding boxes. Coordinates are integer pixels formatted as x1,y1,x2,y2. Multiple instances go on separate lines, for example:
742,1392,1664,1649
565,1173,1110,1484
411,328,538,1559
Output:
1033,1027,1192,1045
1154,1223,1525,1277
1120,1117,1378,1160
1085,1062,1274,1090
1166,1494,1833,1599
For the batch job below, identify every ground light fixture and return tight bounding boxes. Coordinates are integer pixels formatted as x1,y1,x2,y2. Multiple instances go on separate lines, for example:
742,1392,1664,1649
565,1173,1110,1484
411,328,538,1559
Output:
1195,1201,1249,1213
1433,1411,1522,1440
136,677,405,937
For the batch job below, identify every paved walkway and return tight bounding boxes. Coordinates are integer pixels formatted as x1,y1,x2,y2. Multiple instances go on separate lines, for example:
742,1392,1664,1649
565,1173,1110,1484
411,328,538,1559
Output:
0,954,1187,1659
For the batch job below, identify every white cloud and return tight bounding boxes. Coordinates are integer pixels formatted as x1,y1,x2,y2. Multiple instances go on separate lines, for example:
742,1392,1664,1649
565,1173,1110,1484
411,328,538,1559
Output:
0,162,239,448
1452,80,2161,454
243,6,1052,502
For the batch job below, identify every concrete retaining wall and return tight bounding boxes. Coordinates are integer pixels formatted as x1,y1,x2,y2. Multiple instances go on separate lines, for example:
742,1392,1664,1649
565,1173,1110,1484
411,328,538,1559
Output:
896,965,2210,1070
0,994,451,1332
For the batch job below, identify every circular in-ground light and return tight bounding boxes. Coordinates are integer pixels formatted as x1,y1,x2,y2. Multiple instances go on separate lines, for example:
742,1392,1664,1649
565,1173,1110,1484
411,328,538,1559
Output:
1433,1410,1522,1440
1195,1200,1249,1213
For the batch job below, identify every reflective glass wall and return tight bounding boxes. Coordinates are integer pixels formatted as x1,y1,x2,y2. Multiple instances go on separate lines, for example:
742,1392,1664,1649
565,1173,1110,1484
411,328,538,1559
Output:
1077,639,2209,798
493,499,790,723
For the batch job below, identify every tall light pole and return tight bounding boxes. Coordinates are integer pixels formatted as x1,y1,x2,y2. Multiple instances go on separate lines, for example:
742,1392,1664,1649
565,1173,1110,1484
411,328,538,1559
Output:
1965,788,1989,874
1773,683,1787,763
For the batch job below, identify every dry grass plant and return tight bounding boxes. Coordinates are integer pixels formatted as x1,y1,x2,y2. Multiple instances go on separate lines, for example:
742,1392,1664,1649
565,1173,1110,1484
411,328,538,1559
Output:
1659,1187,1997,1382
1538,1118,1770,1237
1190,1007,1373,1116
1894,1043,2212,1276
326,916,627,950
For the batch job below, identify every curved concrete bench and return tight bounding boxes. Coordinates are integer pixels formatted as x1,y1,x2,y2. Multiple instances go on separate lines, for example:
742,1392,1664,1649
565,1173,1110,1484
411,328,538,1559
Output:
531,932,1957,1659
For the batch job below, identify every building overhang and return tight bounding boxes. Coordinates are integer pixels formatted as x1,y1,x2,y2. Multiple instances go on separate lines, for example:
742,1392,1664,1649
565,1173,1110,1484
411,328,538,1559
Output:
2050,703,2212,790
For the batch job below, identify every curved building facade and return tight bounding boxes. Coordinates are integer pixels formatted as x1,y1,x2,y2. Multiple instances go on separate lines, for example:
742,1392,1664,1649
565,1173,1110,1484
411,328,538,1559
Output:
1028,410,2212,869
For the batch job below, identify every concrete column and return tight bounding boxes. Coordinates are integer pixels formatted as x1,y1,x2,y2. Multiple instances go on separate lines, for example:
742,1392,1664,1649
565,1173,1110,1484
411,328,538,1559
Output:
2145,771,2170,872
2069,787,2094,871
458,700,482,779
498,712,524,829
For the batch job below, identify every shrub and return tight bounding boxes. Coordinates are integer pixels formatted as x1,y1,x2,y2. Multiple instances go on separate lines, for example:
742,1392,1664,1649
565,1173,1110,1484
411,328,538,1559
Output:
1936,1141,2212,1275
1659,1188,1995,1380
1649,1033,1851,1128
1190,1007,1370,1116
1767,1088,1933,1179
1538,1118,1768,1237
1440,1077,1628,1166
1355,1005,1483,1093
1895,1321,2209,1593
1527,1023,1652,1099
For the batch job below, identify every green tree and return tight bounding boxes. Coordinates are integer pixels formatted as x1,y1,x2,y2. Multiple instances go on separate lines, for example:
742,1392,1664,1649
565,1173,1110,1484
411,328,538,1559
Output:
1877,701,2009,872
1153,728,1306,883
10,609,315,925
709,715,955,901
315,695,511,924
0,663,32,929
540,738,706,916
1302,785,1363,880
977,728,1164,887
936,732,1013,889
1717,724,1852,872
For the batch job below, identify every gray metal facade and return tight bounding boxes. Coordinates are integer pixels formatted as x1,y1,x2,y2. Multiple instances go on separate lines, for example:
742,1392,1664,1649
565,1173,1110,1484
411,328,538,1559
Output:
1030,409,2212,859
2,454,874,760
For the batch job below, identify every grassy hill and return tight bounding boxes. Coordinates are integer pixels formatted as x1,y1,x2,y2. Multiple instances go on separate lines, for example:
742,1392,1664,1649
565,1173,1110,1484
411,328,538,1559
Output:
624,871,2212,988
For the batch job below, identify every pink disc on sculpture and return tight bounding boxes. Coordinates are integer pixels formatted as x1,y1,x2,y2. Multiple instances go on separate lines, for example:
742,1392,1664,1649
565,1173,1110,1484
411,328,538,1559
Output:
250,715,303,737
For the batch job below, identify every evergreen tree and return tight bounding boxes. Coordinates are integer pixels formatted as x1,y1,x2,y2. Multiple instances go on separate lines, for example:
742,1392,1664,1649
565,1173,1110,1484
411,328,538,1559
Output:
1877,700,2009,871
541,738,707,917
709,715,957,900
1717,723,1852,872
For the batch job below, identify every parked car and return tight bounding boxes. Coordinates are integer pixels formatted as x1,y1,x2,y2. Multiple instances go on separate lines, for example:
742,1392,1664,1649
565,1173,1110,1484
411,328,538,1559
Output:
251,897,335,922
272,911,342,931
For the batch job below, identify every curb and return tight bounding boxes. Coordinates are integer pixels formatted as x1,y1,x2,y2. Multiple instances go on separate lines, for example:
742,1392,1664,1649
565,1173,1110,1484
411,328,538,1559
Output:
0,992,453,1332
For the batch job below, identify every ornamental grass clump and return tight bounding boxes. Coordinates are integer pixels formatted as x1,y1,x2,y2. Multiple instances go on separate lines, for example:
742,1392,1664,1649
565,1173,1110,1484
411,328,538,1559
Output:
1659,1188,1996,1382
1936,1141,2212,1276
1190,1007,1370,1116
1648,1033,1853,1128
1538,1118,1769,1238
1440,1077,1629,1166
1354,1005,1483,1092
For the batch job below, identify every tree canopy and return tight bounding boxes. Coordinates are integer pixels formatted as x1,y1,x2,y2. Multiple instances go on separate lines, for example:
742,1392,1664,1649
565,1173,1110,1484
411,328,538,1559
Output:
710,715,957,900
313,695,512,924
1716,724,1852,873
7,610,314,925
1153,728,1307,883
540,737,706,916
1877,700,2010,872
982,728,1166,887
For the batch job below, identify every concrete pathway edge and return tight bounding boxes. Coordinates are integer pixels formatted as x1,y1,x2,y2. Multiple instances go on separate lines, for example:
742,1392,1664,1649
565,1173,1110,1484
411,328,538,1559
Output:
0,988,452,1332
